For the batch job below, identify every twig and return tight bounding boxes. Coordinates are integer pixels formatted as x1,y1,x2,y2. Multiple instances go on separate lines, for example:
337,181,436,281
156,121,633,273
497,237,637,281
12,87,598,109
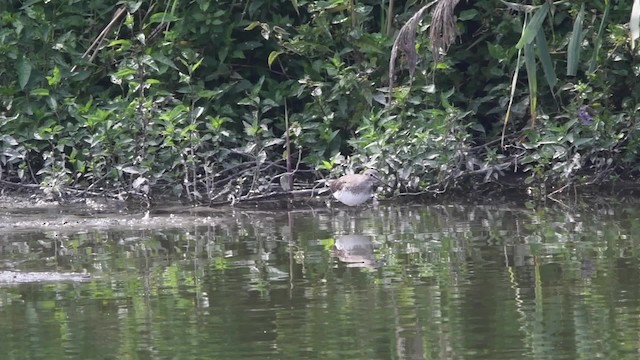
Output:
501,42,523,147
237,188,329,203
388,0,438,106
26,159,38,184
71,6,127,72
0,180,40,188
548,183,569,197
284,99,293,191
211,162,257,187
467,129,525,152
547,195,569,208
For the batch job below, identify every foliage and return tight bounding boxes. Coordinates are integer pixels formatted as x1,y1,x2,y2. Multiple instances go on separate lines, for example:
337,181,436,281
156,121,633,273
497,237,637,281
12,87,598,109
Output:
0,0,638,204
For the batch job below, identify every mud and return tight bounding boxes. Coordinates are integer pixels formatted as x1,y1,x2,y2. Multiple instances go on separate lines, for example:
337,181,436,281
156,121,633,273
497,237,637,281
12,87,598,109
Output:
0,194,237,234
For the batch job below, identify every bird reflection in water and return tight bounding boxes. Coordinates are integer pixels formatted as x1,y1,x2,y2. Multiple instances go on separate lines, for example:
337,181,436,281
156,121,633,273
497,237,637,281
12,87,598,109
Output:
332,234,381,269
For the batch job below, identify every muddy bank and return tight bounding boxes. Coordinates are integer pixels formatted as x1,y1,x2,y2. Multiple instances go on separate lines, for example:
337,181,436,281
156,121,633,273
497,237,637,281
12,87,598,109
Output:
0,192,338,234
3,180,640,235
0,193,241,234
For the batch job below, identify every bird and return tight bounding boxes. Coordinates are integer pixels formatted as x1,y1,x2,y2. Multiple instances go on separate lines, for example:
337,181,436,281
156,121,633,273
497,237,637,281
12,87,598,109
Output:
328,169,382,206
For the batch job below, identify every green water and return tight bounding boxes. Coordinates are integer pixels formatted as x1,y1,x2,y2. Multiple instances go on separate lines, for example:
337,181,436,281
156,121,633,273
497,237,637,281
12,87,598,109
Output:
1,201,640,359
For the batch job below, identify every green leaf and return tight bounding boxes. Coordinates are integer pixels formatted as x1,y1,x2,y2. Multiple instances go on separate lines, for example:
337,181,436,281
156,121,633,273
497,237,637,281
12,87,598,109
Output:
0,134,18,146
515,2,549,49
121,166,141,174
115,67,136,78
573,137,593,147
327,130,339,142
237,98,254,106
526,37,538,120
152,54,178,70
567,4,584,76
318,160,333,171
435,62,449,69
264,138,285,147
149,12,179,23
30,88,50,96
458,9,478,21
128,1,142,13
108,39,131,47
500,0,537,13
46,96,58,111
197,89,224,99
290,0,299,16
218,47,228,62
487,43,505,60
244,21,261,31
268,51,283,69
17,57,32,90
46,65,61,86
190,57,204,73
535,28,556,91
199,0,210,11
108,39,132,51
231,49,245,59
589,0,609,73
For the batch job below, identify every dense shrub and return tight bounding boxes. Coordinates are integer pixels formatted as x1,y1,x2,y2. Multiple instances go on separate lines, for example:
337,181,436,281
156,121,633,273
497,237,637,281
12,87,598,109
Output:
0,0,637,203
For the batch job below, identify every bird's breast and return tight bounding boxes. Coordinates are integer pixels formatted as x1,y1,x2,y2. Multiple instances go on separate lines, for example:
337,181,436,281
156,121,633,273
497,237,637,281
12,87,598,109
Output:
332,189,372,206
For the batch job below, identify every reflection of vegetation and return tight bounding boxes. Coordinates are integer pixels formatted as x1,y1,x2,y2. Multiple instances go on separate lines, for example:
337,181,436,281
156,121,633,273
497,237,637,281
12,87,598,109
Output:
1,204,640,357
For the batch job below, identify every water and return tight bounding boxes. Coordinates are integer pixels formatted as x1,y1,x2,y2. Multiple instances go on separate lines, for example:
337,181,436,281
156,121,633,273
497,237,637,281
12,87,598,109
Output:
1,200,639,359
